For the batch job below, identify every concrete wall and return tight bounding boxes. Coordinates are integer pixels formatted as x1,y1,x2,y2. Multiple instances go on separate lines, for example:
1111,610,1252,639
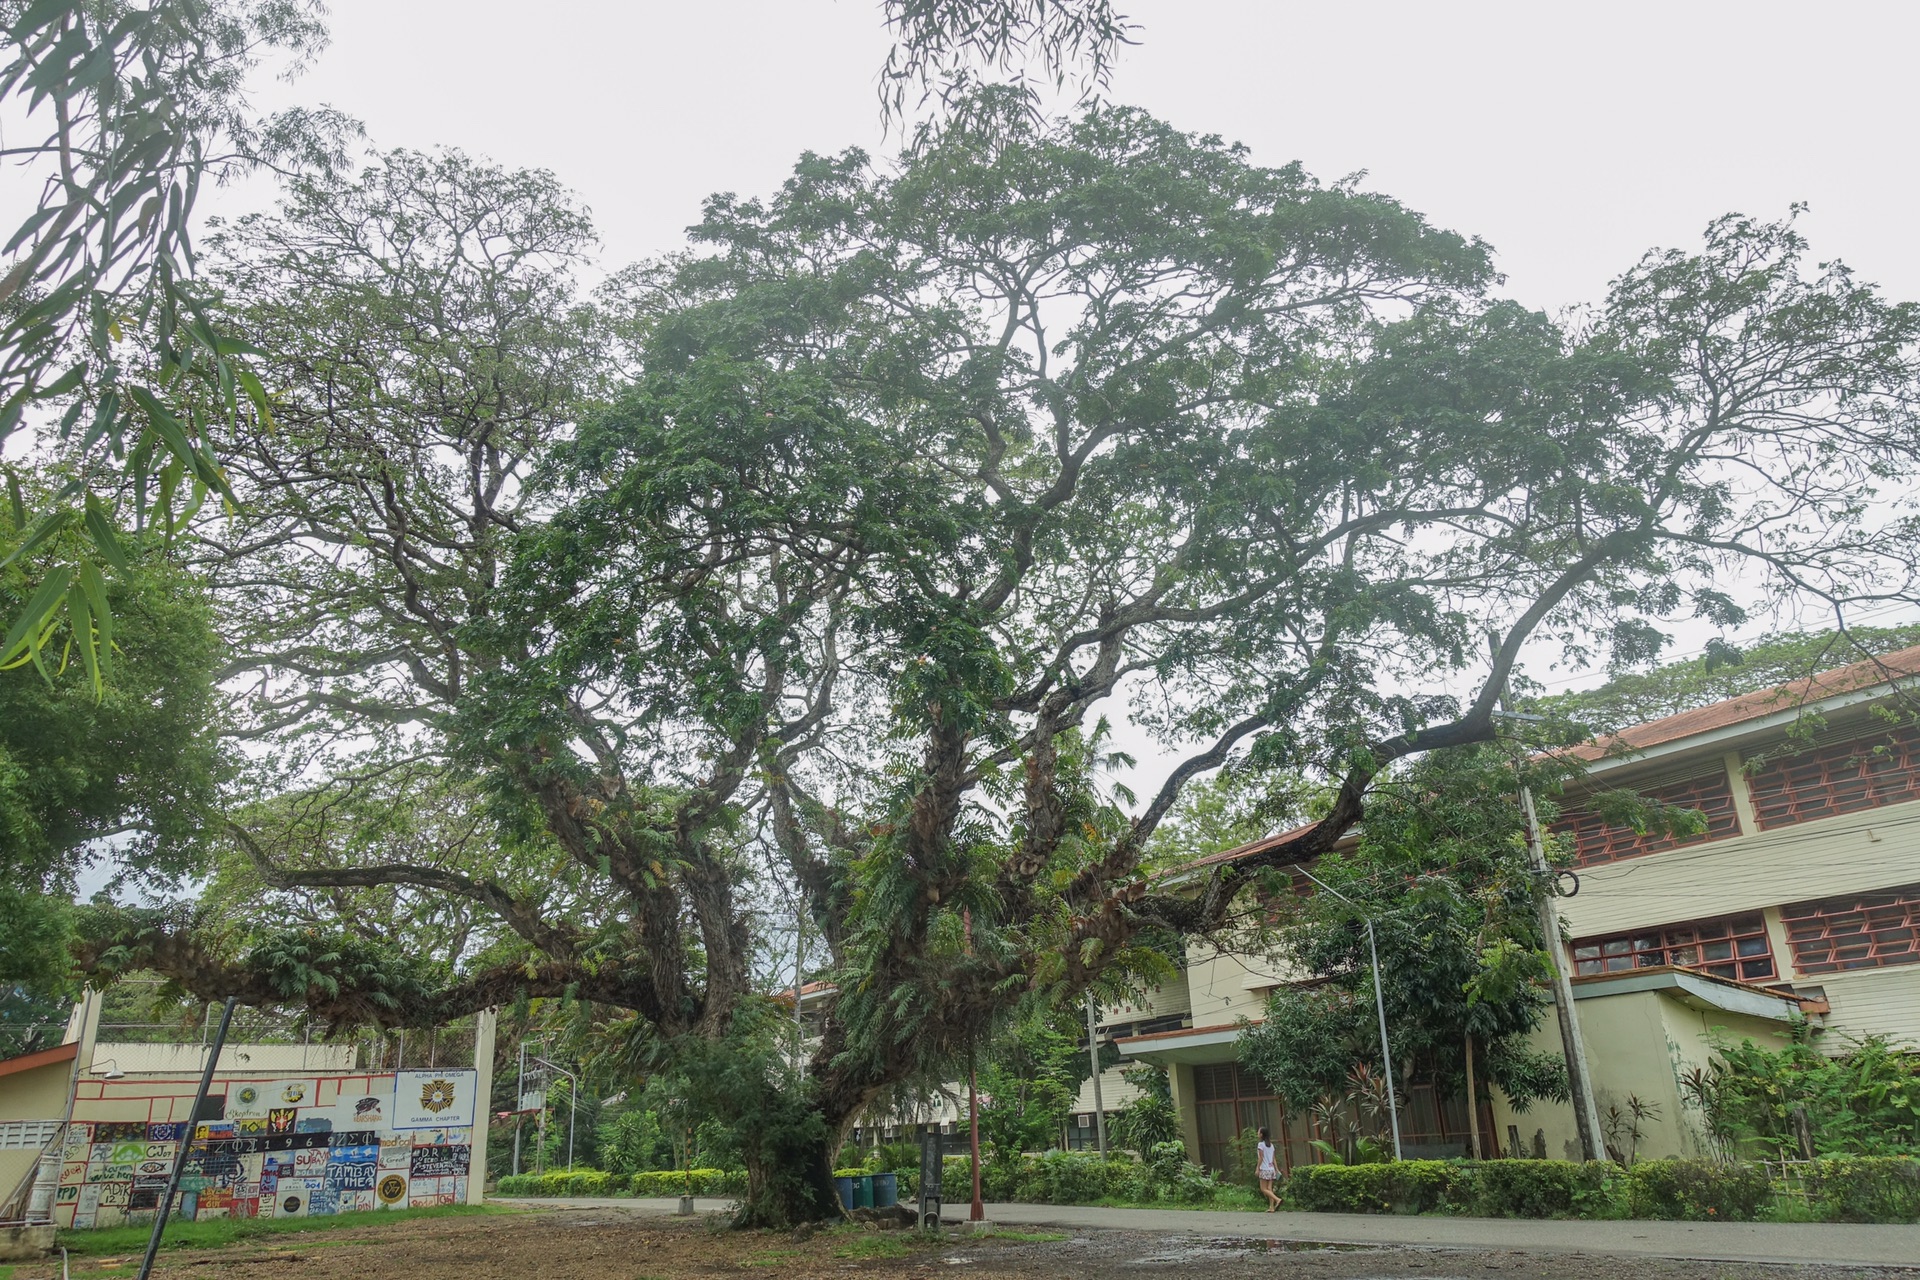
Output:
0,1055,78,1203
1183,941,1301,1029
1490,988,1795,1162
50,1067,484,1229
94,1043,357,1075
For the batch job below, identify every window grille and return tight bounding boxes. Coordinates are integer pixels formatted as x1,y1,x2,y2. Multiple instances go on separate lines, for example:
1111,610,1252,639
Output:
1780,883,1920,974
1746,724,1920,830
1572,913,1776,982
1556,772,1740,868
0,1119,63,1150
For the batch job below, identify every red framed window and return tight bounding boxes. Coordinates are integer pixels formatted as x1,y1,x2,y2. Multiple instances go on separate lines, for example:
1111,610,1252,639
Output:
1555,772,1741,868
1746,723,1920,830
1572,913,1776,983
1780,883,1920,974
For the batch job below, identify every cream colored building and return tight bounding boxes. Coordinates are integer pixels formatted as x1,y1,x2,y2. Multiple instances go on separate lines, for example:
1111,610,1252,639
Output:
1106,646,1920,1171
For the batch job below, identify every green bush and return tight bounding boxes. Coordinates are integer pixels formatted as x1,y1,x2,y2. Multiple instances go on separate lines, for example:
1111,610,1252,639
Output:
1005,1151,1142,1204
1805,1157,1920,1223
1627,1159,1770,1221
494,1169,616,1197
629,1168,745,1197
1286,1161,1462,1214
1460,1160,1623,1218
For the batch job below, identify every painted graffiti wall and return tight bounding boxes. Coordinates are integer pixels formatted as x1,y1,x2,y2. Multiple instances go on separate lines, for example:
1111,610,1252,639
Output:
53,1068,480,1230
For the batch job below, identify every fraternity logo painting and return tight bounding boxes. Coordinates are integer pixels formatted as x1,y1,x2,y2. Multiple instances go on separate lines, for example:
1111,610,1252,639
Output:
391,1070,477,1130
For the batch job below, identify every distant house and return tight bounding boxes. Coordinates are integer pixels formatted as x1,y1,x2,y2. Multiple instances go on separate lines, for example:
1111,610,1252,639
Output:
1092,645,1920,1169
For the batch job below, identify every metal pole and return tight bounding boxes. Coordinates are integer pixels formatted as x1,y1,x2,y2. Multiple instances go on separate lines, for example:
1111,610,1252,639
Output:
1517,777,1608,1161
793,902,807,1076
967,1059,983,1221
1297,866,1403,1161
530,1057,577,1173
138,997,235,1280
1487,635,1607,1162
1361,918,1404,1161
513,1039,525,1177
1084,995,1107,1157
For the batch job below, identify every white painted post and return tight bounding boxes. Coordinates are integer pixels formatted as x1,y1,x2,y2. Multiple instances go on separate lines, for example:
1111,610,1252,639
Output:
468,1009,496,1204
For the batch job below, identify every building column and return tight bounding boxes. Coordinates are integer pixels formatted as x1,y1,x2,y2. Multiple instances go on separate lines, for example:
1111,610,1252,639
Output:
468,1008,497,1204
1167,1062,1201,1162
1723,750,1761,836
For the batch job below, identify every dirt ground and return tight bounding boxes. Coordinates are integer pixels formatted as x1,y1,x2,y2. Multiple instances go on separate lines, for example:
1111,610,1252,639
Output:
14,1207,1917,1280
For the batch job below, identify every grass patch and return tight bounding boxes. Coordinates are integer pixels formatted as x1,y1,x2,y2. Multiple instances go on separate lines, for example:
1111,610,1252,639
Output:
832,1234,913,1260
741,1246,807,1267
57,1203,507,1258
970,1228,1068,1242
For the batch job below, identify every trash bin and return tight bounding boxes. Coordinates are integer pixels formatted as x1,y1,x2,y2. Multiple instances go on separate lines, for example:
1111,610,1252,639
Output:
872,1172,898,1208
834,1176,855,1210
853,1174,874,1210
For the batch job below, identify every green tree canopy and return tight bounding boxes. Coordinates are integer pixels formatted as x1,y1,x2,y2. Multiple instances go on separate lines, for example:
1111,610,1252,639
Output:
1,491,222,988
72,98,1920,1224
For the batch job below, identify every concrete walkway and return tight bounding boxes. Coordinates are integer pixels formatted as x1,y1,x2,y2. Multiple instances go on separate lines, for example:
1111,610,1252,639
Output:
496,1197,1920,1269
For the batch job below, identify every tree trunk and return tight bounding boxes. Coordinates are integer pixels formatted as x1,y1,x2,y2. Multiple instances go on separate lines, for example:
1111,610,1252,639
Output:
734,1119,845,1228
1464,1032,1484,1161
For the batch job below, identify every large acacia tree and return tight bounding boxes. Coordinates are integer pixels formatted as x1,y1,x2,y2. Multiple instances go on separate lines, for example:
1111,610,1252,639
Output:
77,99,1920,1223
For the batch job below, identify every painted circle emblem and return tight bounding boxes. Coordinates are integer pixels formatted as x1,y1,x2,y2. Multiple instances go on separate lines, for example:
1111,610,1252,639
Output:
280,1083,307,1103
236,1086,259,1106
418,1078,457,1115
378,1174,407,1204
282,1194,303,1213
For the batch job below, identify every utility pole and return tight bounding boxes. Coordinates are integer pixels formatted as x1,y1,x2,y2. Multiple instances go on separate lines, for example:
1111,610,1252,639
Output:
1515,758,1608,1161
1084,994,1107,1157
1296,867,1403,1161
138,998,234,1280
792,901,807,1076
1490,635,1606,1161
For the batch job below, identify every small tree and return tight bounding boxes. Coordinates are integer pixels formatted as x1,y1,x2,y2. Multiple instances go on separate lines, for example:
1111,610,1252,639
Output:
1238,746,1575,1145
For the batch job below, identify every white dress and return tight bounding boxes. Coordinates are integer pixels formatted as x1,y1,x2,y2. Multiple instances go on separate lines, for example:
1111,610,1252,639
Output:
1255,1141,1278,1180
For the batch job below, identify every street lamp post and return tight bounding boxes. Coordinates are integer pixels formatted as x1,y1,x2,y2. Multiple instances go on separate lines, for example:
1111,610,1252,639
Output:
528,1055,578,1172
1296,867,1404,1161
1084,994,1107,1157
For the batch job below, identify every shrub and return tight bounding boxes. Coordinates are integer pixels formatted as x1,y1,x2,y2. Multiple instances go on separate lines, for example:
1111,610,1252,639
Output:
494,1168,616,1197
629,1168,746,1197
1805,1157,1920,1223
1286,1161,1462,1214
1459,1160,1624,1219
1627,1159,1770,1221
1006,1151,1141,1204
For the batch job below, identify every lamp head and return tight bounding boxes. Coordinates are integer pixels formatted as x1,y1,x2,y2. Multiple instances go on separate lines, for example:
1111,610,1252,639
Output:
89,1059,125,1081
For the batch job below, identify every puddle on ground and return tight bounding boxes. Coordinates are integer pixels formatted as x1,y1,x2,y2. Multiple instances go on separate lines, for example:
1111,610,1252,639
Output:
1128,1236,1387,1265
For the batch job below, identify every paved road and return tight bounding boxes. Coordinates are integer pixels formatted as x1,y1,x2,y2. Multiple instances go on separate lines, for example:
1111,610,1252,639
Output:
495,1197,1920,1270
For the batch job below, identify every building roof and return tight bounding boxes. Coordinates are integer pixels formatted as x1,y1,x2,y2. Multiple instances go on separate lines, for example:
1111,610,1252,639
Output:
1161,644,1920,878
0,1040,77,1080
1566,643,1920,762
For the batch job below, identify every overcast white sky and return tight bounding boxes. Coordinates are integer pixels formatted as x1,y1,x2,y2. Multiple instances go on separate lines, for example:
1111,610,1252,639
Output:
235,0,1920,316
62,0,1920,900
222,0,1919,748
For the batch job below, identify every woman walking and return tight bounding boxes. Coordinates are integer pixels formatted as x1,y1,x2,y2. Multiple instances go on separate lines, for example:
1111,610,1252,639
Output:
1255,1127,1281,1212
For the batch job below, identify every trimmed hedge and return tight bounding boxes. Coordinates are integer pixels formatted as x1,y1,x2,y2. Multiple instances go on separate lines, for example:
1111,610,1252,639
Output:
492,1155,1920,1223
1626,1159,1770,1221
1805,1157,1920,1224
495,1168,745,1198
1286,1160,1621,1219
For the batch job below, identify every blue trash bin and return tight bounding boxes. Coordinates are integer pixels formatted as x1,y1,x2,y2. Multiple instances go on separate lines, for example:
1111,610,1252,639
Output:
872,1172,898,1208
834,1176,855,1211
853,1174,874,1209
